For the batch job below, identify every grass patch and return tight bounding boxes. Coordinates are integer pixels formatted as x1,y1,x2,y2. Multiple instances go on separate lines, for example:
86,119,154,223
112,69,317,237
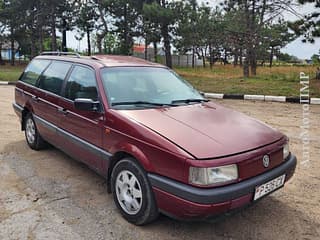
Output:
175,65,320,97
0,64,25,82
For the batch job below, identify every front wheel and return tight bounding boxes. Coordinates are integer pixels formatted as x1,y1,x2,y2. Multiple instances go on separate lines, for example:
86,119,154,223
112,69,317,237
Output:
24,113,46,150
111,158,158,225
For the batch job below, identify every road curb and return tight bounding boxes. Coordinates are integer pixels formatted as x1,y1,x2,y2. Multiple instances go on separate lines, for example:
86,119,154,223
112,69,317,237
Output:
205,93,320,105
0,81,17,85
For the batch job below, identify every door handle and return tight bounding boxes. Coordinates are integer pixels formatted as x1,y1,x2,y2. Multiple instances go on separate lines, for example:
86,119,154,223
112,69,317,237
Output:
31,96,39,102
57,107,68,115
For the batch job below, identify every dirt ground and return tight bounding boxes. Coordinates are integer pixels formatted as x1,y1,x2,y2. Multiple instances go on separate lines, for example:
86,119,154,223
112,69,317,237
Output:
0,85,319,240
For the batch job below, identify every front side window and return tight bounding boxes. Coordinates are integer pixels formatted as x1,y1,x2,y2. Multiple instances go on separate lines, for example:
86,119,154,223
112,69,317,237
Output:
65,65,97,101
20,59,51,86
38,61,72,95
101,67,204,109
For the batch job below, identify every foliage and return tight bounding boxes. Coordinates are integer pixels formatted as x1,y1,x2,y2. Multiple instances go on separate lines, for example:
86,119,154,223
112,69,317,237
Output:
0,0,313,74
290,0,320,43
311,54,320,65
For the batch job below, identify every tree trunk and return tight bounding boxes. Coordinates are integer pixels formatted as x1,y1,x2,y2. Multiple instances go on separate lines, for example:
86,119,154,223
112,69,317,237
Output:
239,48,243,66
62,18,67,52
97,34,103,54
30,34,37,59
224,50,228,65
201,48,206,68
97,3,108,54
10,25,15,66
39,27,44,53
161,24,172,68
243,49,249,78
209,45,213,69
153,42,158,63
123,3,130,55
144,36,148,60
51,7,57,51
0,43,3,65
192,46,195,68
234,51,238,67
269,46,274,68
250,48,257,76
87,29,91,56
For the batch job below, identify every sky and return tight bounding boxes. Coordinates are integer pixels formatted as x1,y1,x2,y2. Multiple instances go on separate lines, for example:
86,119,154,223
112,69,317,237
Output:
65,0,320,59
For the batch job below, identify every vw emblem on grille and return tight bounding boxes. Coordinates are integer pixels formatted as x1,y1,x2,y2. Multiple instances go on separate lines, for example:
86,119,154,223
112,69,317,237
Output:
263,155,270,168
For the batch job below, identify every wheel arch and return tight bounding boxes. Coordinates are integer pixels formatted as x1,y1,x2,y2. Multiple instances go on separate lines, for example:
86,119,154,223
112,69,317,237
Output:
106,144,154,193
21,106,32,130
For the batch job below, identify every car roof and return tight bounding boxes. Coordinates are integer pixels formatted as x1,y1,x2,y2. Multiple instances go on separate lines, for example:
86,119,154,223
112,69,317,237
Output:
35,54,166,69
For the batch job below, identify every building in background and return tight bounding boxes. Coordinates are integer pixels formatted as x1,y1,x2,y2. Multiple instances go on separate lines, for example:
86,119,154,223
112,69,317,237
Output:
0,40,20,60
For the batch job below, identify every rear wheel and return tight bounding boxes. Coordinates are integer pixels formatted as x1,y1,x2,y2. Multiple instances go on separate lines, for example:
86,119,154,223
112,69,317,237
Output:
111,158,158,225
24,113,46,150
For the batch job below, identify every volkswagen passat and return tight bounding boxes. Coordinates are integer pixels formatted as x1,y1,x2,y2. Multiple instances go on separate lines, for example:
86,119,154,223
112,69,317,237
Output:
13,53,297,225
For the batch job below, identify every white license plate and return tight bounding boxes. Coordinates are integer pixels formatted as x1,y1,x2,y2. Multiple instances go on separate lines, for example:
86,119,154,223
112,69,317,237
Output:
254,174,286,201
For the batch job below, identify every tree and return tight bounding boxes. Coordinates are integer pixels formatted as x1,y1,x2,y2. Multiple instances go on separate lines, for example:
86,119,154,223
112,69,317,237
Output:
94,0,109,54
76,0,99,55
261,21,295,67
0,0,26,65
143,1,176,68
0,0,5,64
223,0,295,77
108,0,140,55
291,0,320,43
311,53,320,65
174,1,215,68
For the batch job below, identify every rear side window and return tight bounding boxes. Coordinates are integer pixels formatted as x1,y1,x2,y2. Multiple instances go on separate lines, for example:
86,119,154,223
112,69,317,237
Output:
20,60,50,86
38,61,72,95
65,65,97,101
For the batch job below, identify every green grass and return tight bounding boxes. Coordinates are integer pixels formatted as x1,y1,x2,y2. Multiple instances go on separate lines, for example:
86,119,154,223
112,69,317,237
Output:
0,64,25,82
175,65,320,97
0,63,319,97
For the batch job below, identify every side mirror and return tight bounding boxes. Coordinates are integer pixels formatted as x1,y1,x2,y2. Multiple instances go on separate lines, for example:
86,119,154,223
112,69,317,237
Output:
199,91,205,97
74,98,100,112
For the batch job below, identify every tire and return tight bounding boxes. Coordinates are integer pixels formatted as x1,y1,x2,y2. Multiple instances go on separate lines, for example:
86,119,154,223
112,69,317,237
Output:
111,158,159,225
24,113,46,150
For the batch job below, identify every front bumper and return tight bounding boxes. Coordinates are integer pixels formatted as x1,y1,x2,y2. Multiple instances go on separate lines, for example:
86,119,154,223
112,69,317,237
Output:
149,153,297,219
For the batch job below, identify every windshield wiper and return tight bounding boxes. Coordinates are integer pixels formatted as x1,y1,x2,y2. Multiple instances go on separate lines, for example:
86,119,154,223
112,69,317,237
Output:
171,98,209,104
112,101,175,107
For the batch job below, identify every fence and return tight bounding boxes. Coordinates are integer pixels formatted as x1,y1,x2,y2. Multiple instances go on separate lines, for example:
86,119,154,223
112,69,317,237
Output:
133,52,203,67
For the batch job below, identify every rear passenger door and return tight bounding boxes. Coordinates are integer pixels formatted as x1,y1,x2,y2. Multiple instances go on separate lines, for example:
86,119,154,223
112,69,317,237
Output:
58,65,104,171
34,61,72,147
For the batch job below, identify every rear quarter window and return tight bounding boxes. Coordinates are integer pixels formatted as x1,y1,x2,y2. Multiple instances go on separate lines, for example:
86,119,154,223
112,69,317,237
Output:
20,59,51,86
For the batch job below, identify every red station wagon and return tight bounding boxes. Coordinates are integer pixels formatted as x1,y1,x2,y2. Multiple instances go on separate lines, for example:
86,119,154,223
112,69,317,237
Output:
13,52,297,225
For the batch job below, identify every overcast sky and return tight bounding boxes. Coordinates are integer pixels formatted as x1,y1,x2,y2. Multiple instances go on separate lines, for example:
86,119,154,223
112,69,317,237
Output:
66,0,319,59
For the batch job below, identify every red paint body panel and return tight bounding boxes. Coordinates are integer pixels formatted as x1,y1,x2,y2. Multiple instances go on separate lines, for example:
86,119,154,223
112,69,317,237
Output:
119,101,283,159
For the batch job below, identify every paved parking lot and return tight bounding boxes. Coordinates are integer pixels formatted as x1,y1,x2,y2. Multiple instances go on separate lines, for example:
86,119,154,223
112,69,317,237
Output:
0,85,319,240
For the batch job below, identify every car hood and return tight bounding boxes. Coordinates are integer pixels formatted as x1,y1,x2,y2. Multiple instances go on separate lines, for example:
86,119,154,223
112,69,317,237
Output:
118,102,284,159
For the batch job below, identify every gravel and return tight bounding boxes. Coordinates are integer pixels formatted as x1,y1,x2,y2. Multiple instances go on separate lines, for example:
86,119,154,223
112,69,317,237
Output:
1,85,319,240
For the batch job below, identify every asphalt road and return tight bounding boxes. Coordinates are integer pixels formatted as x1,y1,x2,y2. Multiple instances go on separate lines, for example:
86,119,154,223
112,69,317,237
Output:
1,85,319,240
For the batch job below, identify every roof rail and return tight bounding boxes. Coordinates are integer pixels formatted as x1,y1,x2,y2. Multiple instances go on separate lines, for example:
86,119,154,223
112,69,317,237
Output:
40,51,81,58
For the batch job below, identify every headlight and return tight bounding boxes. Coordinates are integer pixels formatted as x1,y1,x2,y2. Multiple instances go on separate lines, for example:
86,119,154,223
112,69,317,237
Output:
283,143,290,160
189,164,238,186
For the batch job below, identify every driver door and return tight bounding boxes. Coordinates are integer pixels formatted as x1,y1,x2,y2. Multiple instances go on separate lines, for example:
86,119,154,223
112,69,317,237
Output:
57,64,105,171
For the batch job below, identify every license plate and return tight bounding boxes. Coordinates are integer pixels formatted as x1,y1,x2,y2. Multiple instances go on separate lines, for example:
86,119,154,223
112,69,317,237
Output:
254,174,286,201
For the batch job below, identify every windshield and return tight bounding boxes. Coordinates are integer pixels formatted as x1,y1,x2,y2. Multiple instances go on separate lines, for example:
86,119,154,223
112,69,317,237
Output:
101,67,204,109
